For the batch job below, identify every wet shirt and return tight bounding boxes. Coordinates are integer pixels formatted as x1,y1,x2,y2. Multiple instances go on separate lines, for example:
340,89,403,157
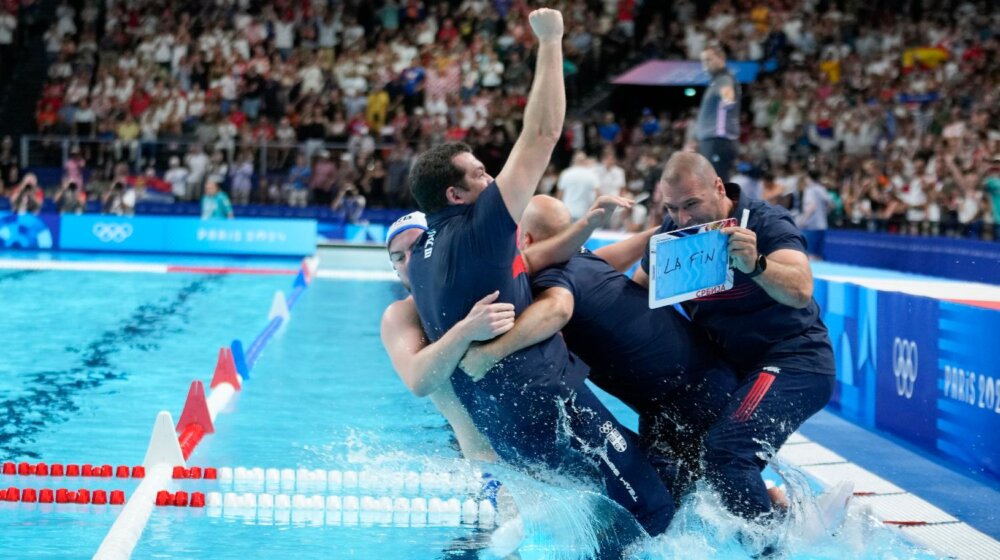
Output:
641,183,835,376
533,249,730,412
408,182,589,393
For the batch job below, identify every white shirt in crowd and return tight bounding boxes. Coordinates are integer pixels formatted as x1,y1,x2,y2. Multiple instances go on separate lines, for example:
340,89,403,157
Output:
557,164,600,220
298,64,324,95
186,152,210,185
317,18,341,49
165,166,189,198
900,177,931,221
273,20,295,50
595,163,626,197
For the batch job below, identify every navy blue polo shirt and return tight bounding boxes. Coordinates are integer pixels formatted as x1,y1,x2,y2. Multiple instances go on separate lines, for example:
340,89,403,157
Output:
408,182,589,392
640,183,835,376
533,249,730,412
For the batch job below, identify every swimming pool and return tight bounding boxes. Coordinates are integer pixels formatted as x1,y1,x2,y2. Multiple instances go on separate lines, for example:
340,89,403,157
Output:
0,249,937,559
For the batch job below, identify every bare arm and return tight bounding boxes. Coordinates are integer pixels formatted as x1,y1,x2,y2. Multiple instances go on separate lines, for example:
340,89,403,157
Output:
428,380,497,462
726,223,814,309
632,265,649,288
945,156,975,191
594,226,658,273
459,287,575,381
495,9,565,222
750,249,814,308
521,195,633,275
380,293,514,397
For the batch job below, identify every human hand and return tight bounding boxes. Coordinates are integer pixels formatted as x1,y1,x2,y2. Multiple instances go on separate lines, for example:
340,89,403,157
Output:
528,8,563,43
585,195,633,228
460,344,498,382
461,291,515,342
721,226,760,274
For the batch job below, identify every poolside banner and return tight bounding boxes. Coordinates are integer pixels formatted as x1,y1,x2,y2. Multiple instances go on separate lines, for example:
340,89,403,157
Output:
0,212,58,249
932,302,1000,480
58,215,316,256
816,277,1000,482
814,279,879,428
874,292,940,449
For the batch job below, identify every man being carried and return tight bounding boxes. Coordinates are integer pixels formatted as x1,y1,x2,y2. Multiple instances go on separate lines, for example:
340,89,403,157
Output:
406,8,676,536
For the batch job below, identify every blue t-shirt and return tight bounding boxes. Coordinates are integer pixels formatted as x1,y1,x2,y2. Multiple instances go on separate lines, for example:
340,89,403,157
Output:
641,183,835,376
408,182,589,394
401,66,426,96
533,249,731,413
287,165,311,190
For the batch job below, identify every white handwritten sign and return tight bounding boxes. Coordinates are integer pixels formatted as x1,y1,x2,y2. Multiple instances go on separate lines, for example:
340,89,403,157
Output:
648,217,737,308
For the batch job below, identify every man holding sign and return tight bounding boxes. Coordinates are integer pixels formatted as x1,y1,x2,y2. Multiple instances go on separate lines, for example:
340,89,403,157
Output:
633,152,836,521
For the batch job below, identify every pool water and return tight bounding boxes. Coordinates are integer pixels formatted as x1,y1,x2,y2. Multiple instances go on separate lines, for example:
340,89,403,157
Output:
0,251,938,559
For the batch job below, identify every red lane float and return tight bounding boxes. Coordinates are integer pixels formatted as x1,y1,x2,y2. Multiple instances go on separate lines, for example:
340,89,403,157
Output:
165,265,297,276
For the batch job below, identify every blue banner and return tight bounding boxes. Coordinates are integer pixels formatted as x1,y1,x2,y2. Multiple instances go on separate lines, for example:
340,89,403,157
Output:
824,230,1000,284
815,278,879,427
0,212,57,249
816,276,1000,482
934,302,1000,480
875,292,940,449
58,215,316,256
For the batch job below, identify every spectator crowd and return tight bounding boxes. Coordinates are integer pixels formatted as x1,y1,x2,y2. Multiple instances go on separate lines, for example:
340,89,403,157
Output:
2,0,998,240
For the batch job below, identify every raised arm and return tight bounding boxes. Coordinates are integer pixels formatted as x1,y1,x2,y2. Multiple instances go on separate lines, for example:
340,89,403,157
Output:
380,292,514,397
495,8,565,222
460,287,575,381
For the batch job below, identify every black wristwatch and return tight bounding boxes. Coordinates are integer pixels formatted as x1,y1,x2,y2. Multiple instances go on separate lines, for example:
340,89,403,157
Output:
747,254,767,278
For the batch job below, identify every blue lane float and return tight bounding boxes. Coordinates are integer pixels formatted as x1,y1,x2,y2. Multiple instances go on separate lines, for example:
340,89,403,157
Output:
246,316,283,370
231,340,249,380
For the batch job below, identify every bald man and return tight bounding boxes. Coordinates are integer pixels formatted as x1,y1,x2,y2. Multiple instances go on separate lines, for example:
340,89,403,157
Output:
462,195,739,499
633,152,835,521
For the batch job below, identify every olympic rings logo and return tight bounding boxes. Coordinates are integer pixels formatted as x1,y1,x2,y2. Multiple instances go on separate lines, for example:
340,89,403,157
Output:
893,337,918,399
92,222,134,243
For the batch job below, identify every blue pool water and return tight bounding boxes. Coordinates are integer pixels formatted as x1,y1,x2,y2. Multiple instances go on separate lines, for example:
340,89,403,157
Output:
0,250,938,559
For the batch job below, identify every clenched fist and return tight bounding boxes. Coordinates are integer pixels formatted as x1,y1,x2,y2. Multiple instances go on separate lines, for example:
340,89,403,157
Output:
529,8,563,42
